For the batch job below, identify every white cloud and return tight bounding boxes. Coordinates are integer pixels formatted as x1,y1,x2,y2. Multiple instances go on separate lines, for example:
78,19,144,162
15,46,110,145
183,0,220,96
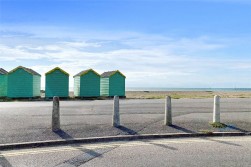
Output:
60,41,101,48
1,29,251,88
0,45,47,61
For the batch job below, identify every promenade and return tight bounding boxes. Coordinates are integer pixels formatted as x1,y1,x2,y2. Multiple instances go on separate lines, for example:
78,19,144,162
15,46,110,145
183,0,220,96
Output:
0,98,250,145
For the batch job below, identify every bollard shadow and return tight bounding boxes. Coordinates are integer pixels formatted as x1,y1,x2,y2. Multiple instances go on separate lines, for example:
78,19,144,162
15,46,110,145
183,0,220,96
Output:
116,125,138,135
0,155,13,167
53,129,103,166
167,125,241,147
169,124,196,133
147,142,178,151
116,125,178,151
226,125,248,133
53,129,73,139
201,137,242,147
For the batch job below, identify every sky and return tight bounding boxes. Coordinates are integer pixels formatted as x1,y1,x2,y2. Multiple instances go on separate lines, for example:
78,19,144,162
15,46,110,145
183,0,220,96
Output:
1,0,251,89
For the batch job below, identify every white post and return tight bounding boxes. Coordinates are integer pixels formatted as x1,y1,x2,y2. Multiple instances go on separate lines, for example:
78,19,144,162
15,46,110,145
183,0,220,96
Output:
113,95,120,127
52,96,60,131
164,96,172,125
213,95,221,123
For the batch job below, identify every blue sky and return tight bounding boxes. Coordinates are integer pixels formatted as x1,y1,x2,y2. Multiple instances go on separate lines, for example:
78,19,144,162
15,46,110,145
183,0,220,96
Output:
1,0,251,88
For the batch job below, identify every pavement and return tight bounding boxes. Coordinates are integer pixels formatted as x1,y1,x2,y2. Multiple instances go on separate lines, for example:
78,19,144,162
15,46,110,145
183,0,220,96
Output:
0,98,250,149
1,136,251,167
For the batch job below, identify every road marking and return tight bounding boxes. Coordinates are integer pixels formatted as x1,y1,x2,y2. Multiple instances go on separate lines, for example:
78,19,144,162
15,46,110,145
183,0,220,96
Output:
1,137,250,157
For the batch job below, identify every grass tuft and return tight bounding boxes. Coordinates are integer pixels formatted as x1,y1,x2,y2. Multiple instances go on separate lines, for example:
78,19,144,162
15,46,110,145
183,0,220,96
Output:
209,122,227,128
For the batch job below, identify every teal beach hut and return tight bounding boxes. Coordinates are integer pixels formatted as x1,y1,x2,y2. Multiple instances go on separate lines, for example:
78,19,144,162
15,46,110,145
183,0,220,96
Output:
45,67,69,98
74,69,100,97
100,70,126,97
0,68,8,97
7,66,41,98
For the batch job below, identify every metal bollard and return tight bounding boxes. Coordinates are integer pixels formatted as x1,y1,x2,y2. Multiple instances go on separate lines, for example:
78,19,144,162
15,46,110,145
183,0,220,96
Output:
113,95,120,127
52,96,60,131
213,95,221,123
164,96,172,125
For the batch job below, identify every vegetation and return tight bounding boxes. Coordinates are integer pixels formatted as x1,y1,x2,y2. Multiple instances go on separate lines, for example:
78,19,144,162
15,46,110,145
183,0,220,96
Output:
3,90,251,101
126,91,251,99
209,122,227,128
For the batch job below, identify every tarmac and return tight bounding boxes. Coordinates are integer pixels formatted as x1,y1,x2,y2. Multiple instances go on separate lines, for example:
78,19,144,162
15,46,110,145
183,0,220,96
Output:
0,98,250,150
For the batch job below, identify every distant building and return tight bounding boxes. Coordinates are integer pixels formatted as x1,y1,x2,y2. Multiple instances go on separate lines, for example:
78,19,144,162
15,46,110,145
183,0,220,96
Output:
100,70,126,97
0,68,8,97
7,66,41,98
45,67,69,98
74,69,100,97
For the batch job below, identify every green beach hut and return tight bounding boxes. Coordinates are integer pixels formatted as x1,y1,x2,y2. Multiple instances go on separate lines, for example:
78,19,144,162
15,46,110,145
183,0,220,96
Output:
0,68,8,97
45,67,69,98
100,70,126,97
74,69,100,97
7,66,41,98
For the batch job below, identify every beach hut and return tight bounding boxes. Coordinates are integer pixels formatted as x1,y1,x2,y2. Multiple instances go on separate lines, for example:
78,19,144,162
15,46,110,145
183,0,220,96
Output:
45,67,69,98
0,68,8,97
7,66,41,98
100,70,126,97
74,69,100,97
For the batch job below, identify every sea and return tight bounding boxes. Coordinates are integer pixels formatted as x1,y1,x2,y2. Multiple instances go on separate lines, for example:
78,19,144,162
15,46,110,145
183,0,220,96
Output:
125,87,251,92
44,87,251,92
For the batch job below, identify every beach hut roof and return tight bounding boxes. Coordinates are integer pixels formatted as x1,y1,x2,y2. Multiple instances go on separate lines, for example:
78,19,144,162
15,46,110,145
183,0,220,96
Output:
8,66,41,76
45,67,69,76
0,68,8,75
73,69,100,77
101,70,126,78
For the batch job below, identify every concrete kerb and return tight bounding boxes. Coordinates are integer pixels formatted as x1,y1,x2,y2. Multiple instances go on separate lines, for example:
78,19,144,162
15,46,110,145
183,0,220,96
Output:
0,132,250,151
